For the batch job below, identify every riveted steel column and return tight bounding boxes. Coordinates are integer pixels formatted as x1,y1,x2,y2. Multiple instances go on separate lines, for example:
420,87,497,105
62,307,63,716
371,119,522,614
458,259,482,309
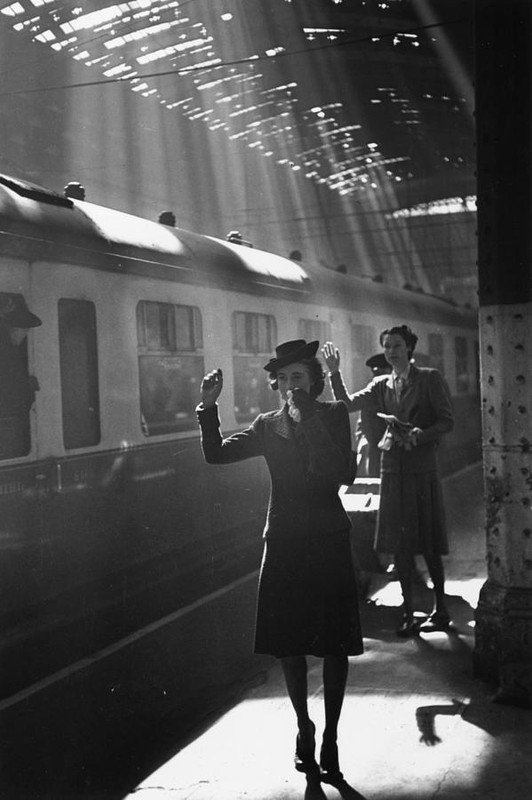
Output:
474,0,532,707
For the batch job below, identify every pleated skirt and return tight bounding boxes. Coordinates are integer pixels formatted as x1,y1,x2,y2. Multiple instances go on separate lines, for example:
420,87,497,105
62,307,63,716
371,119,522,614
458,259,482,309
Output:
375,470,449,555
254,529,364,658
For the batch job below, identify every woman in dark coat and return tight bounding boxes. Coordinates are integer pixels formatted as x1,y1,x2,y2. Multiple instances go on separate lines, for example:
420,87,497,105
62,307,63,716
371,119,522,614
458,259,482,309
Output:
197,339,363,782
322,326,454,637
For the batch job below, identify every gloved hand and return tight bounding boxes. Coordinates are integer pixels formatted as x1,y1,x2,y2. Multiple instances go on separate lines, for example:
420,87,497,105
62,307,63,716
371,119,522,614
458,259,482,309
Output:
406,427,423,447
288,388,316,421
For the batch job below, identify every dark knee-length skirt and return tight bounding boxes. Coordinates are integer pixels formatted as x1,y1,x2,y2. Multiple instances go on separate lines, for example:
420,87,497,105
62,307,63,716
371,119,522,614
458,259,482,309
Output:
254,529,364,658
375,470,449,555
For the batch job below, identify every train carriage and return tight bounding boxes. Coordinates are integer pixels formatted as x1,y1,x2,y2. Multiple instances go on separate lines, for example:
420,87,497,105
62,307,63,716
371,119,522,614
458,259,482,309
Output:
0,174,480,792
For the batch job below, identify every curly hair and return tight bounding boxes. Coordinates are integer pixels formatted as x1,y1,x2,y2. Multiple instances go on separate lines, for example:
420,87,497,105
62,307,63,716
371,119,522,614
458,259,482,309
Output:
379,325,418,358
267,356,325,399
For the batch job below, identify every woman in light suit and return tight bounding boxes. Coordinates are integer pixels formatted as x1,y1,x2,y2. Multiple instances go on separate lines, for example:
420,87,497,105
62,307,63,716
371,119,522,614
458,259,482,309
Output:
323,325,454,637
197,339,363,783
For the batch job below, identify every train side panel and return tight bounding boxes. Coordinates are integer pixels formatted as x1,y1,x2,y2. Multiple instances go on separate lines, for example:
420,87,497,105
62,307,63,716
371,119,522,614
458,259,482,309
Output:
0,180,481,792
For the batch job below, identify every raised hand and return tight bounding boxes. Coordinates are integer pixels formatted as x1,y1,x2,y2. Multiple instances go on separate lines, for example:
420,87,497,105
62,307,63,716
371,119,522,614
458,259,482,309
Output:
200,368,223,408
321,341,340,374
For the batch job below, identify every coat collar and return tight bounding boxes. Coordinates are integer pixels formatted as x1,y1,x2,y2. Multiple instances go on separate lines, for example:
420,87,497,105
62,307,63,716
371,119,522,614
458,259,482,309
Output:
267,406,294,439
385,364,420,390
266,401,322,439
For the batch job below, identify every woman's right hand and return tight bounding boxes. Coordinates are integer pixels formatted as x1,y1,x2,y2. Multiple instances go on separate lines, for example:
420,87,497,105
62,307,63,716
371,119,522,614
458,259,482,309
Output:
321,341,340,374
200,368,223,407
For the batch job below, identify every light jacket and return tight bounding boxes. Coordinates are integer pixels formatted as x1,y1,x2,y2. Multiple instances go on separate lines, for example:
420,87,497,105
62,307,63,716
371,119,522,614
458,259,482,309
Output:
330,365,454,474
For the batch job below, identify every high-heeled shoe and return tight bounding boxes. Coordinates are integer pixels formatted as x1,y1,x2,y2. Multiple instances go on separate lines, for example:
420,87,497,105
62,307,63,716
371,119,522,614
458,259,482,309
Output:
294,720,318,773
319,739,343,783
418,610,451,632
396,613,420,638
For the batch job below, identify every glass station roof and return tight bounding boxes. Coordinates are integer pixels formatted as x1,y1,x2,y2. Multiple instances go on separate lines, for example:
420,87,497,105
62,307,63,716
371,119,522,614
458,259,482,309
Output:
0,0,477,300
1,0,474,201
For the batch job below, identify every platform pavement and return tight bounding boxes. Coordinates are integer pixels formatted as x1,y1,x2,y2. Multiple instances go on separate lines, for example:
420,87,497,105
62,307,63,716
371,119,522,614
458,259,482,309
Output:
122,464,532,800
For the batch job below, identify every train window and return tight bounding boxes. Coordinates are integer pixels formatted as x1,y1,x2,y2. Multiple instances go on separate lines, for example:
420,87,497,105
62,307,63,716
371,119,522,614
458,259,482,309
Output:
0,292,37,459
232,311,278,423
428,333,445,375
298,319,332,343
350,323,377,386
454,336,469,393
351,323,376,357
137,301,204,435
58,299,101,450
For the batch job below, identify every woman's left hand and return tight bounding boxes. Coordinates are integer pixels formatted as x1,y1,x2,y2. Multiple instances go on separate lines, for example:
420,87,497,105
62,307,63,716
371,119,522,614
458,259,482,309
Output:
407,427,423,447
287,388,315,422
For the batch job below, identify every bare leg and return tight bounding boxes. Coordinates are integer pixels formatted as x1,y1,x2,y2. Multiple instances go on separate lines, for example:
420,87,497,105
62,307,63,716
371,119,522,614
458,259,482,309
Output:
322,655,348,742
394,552,420,636
280,656,317,772
423,553,448,615
320,655,348,780
280,655,311,726
394,551,414,617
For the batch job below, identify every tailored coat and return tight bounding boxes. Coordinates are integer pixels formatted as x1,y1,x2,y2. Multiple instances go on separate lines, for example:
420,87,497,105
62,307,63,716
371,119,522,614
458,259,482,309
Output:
196,399,363,657
330,365,454,555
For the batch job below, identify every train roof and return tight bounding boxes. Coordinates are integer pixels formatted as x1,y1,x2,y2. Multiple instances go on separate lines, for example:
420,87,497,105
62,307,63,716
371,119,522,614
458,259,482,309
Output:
0,174,310,296
0,174,476,328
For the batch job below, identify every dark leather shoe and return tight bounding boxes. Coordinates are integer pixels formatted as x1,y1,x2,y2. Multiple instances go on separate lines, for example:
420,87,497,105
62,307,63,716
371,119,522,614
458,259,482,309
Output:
294,720,318,773
418,611,451,632
319,739,343,783
396,614,419,638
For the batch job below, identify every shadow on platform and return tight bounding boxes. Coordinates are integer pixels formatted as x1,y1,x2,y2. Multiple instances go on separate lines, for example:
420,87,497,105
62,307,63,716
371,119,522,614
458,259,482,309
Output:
85,466,532,800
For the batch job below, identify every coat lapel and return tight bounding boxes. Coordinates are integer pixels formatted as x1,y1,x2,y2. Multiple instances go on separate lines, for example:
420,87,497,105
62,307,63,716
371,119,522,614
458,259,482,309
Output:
402,365,419,398
267,400,323,439
268,406,294,440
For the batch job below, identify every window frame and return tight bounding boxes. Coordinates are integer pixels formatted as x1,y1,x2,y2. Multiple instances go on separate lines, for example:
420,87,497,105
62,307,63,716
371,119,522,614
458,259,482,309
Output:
58,297,102,451
136,300,205,437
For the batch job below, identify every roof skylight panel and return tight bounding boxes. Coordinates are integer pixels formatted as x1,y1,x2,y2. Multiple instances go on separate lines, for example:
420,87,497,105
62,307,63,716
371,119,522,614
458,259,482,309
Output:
190,58,221,70
13,15,40,31
34,28,55,42
84,55,111,66
60,5,128,33
197,74,244,91
103,62,133,75
1,3,24,16
136,36,213,64
104,18,187,48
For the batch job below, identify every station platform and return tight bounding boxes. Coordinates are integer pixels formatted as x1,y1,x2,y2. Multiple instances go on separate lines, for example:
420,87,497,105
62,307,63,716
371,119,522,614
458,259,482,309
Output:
121,464,532,800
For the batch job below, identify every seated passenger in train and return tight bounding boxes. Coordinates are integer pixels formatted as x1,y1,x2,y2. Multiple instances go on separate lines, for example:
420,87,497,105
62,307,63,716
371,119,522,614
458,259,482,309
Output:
197,339,363,784
322,326,454,638
0,294,41,459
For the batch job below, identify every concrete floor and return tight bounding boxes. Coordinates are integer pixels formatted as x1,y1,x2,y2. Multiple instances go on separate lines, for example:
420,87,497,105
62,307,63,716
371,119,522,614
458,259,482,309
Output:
124,465,532,800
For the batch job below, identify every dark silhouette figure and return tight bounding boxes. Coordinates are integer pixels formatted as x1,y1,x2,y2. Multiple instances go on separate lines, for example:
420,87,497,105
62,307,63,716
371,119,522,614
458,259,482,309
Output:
0,294,42,458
